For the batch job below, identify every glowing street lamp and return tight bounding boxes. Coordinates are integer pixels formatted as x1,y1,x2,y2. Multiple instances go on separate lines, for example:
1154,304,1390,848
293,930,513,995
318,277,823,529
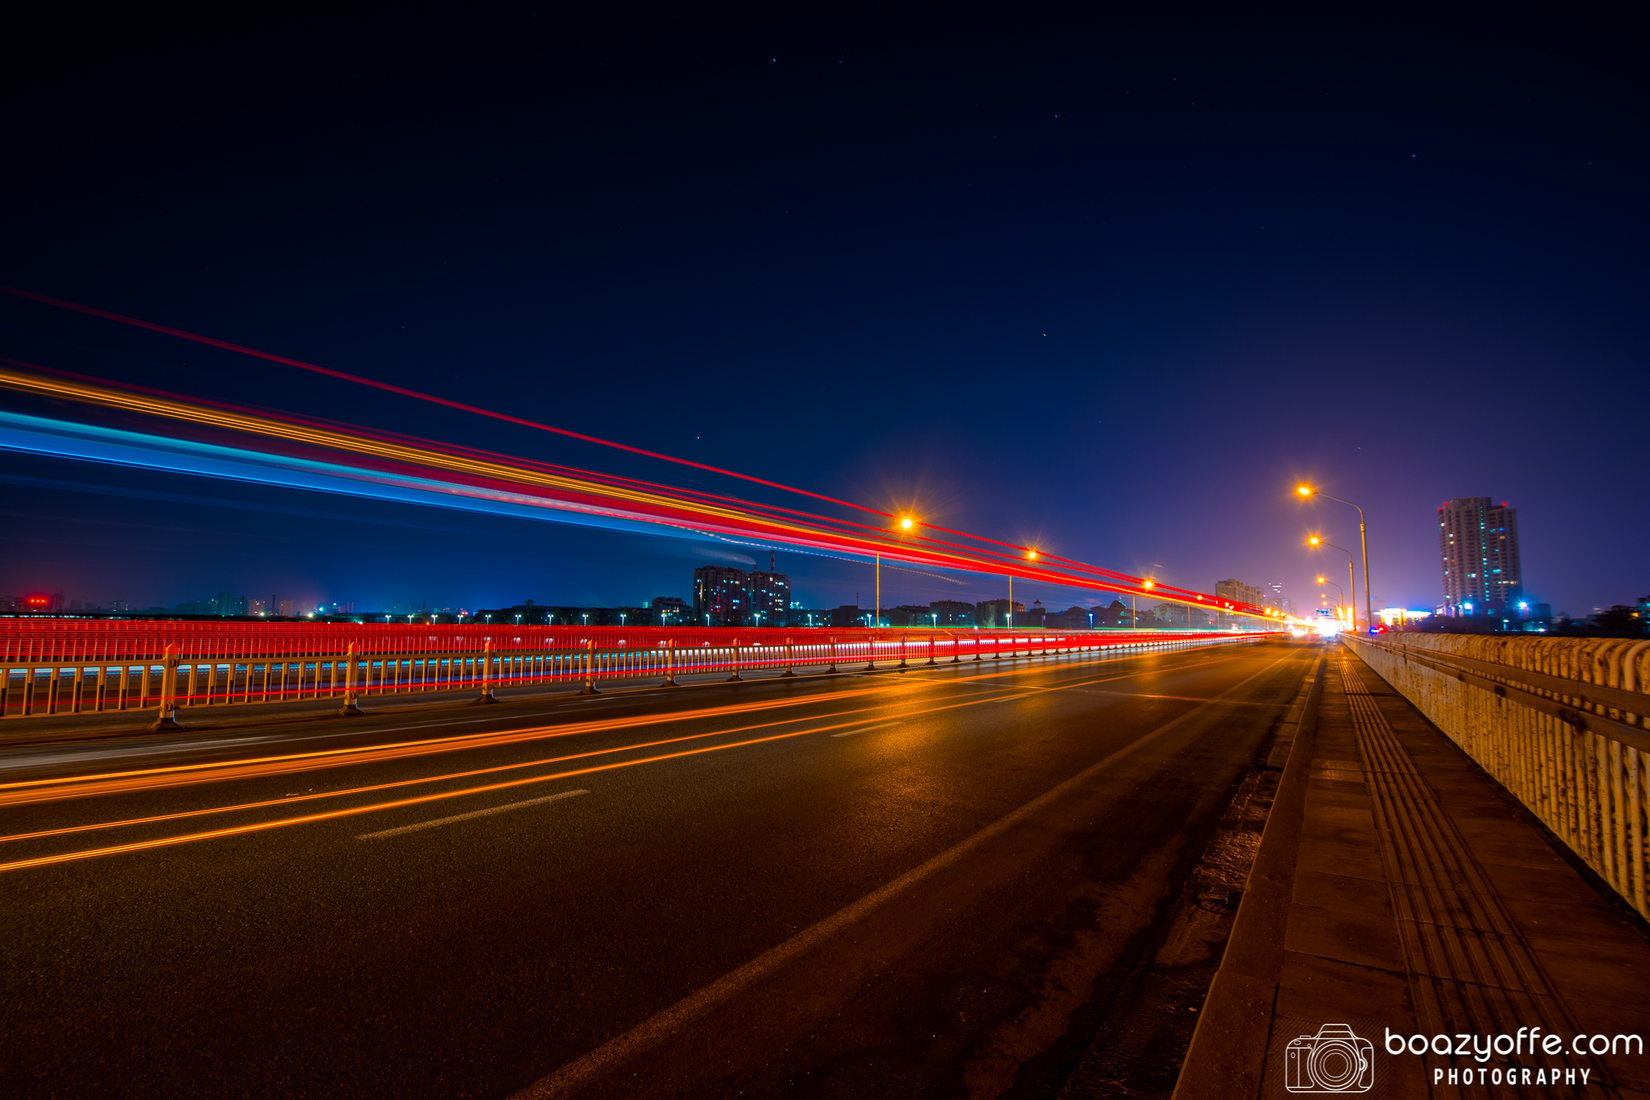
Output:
1133,578,1155,629
876,514,918,629
1296,484,1372,632
1316,575,1348,625
1307,534,1358,632
1009,548,1038,629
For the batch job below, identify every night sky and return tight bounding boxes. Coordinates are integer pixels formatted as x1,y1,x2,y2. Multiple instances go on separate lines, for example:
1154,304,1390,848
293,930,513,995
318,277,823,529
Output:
2,12,1644,617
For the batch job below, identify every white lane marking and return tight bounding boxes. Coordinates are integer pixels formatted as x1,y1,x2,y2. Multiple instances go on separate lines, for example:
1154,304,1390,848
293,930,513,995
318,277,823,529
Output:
829,722,902,739
357,789,589,840
511,653,1295,1100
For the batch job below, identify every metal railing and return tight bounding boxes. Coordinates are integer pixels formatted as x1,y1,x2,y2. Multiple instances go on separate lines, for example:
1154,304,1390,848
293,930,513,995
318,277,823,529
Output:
0,622,1280,728
1344,632,1650,919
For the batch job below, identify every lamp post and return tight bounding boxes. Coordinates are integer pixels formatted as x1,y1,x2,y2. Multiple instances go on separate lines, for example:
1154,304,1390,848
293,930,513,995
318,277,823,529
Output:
1316,575,1348,627
1297,484,1371,632
1009,548,1038,629
1133,578,1155,628
875,515,918,630
1307,535,1358,632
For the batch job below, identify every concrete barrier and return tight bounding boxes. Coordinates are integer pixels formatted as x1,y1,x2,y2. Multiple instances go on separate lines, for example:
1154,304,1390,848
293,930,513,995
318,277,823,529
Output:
1345,633,1649,920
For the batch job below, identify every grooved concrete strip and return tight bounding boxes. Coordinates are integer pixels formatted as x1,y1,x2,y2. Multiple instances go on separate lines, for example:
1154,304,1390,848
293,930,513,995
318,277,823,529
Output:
1177,643,1650,1099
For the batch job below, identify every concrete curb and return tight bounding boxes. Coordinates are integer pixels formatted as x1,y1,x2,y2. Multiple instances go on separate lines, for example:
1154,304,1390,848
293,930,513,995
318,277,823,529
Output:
1170,648,1325,1099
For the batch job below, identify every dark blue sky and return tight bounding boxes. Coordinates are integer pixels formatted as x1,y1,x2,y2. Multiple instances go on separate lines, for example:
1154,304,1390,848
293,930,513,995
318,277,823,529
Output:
2,12,1644,616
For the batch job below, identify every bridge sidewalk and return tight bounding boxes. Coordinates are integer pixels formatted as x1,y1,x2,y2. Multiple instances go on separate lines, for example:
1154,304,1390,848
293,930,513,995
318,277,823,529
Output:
1176,642,1650,1099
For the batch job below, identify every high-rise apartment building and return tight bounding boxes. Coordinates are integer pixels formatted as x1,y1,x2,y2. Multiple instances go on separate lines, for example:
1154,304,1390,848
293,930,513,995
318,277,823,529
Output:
1214,578,1265,609
1215,578,1266,627
693,566,750,626
1438,497,1522,615
747,552,792,626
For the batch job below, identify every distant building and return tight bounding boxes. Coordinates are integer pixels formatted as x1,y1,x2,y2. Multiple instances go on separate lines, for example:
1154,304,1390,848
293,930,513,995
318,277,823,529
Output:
748,570,792,626
1215,579,1266,627
928,600,976,627
1438,497,1522,616
1214,579,1264,610
1264,582,1292,616
693,566,749,626
975,599,1025,628
650,596,690,625
830,604,869,628
1045,606,1095,629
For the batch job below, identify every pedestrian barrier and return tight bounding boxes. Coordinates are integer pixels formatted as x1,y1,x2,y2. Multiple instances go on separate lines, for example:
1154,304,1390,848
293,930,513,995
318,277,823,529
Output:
0,621,1279,728
1344,632,1650,920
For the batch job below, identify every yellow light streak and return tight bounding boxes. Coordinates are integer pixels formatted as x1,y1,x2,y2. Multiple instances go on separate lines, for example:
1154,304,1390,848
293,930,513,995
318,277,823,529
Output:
0,645,1265,873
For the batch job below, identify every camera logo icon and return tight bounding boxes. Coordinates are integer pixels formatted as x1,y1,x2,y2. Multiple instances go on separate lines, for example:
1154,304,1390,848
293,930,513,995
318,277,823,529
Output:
1285,1023,1375,1093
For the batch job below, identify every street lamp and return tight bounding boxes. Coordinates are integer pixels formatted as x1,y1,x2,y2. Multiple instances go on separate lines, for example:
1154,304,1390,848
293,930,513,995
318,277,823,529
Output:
1296,484,1372,632
1315,575,1348,626
1307,534,1358,632
582,613,590,626
875,514,918,629
1131,578,1155,629
1008,548,1038,629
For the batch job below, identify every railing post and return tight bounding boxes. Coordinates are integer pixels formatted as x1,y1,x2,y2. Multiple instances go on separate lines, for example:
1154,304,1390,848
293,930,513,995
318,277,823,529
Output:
664,639,678,686
928,633,936,665
580,639,600,695
475,639,498,705
828,639,838,674
898,635,909,670
727,638,744,682
151,643,182,731
782,638,796,677
339,641,363,715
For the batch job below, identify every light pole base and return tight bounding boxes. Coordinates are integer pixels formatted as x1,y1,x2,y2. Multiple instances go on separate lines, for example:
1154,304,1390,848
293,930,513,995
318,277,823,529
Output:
472,693,498,706
338,701,364,716
151,711,182,731
579,685,601,696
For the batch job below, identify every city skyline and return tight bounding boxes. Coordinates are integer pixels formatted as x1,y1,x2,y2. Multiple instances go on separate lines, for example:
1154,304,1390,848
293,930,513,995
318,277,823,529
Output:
3,13,1644,621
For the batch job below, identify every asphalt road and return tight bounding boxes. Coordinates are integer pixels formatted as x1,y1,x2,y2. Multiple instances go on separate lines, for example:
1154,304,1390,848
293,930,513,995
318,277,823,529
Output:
1,639,1317,1098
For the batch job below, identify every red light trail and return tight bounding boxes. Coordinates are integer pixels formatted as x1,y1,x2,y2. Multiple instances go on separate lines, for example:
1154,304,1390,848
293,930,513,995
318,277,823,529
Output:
0,288,1279,620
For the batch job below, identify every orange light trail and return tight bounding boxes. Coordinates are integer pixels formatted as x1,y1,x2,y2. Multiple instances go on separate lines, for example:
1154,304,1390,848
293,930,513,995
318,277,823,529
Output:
0,686,892,803
0,646,1265,872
